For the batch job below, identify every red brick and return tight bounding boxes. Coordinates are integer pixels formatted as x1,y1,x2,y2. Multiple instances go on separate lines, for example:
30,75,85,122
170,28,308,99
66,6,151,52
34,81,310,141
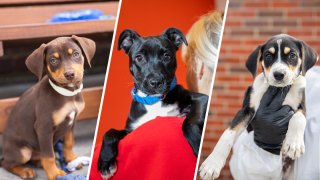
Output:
287,30,313,37
272,2,298,8
228,11,255,17
245,2,270,8
287,11,314,17
302,20,320,27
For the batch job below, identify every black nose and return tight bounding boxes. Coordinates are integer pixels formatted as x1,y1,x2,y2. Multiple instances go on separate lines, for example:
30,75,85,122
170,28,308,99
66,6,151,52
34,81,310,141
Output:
273,71,285,81
148,78,163,89
64,71,75,80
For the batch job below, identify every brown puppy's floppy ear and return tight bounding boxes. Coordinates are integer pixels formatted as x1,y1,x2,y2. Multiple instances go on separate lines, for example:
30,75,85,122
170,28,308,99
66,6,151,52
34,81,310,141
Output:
246,45,262,77
72,35,96,67
162,27,188,49
298,40,319,75
26,43,47,81
118,29,141,54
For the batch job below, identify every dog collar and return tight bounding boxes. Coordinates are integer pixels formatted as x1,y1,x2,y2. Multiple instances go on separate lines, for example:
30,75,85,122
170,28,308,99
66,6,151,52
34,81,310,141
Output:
131,77,177,105
49,79,83,97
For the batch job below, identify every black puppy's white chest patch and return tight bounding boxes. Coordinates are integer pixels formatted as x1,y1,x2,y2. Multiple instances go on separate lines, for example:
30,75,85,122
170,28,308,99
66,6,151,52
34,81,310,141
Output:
130,101,180,130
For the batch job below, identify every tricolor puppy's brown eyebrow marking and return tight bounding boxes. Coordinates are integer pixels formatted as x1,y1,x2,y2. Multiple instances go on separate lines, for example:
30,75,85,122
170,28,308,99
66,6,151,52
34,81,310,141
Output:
53,53,60,59
268,47,275,54
284,47,290,54
68,48,73,55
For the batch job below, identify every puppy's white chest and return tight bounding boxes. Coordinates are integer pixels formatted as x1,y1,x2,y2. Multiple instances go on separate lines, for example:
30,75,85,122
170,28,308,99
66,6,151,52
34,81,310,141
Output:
250,73,306,111
130,101,180,130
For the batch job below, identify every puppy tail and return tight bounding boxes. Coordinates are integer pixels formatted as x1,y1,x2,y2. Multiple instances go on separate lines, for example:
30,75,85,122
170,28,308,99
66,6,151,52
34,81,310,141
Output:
282,157,294,180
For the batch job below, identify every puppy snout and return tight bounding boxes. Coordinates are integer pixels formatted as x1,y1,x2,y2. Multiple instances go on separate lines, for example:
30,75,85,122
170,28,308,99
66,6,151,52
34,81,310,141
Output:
64,71,75,80
273,71,285,81
148,78,164,89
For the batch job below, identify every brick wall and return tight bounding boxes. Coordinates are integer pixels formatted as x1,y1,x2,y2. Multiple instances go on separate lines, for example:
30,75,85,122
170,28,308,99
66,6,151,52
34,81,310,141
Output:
199,0,320,179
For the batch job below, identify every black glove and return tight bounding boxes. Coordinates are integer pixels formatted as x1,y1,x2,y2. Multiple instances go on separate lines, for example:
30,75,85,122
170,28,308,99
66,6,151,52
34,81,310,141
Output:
248,86,295,155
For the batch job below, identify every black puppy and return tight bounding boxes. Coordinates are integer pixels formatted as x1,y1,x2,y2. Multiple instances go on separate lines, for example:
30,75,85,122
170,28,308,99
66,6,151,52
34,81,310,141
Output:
98,27,208,178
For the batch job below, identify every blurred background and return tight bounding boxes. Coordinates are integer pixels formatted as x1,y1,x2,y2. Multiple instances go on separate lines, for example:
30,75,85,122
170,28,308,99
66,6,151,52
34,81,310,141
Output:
200,0,320,179
0,0,118,178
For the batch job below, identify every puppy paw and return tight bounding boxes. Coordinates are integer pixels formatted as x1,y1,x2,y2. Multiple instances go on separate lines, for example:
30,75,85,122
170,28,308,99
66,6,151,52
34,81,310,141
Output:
100,163,117,180
11,167,36,179
48,169,66,180
282,134,305,159
199,154,223,180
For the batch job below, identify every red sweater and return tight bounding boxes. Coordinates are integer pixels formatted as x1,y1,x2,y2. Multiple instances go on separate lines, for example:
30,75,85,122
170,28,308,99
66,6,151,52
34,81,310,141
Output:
89,116,197,180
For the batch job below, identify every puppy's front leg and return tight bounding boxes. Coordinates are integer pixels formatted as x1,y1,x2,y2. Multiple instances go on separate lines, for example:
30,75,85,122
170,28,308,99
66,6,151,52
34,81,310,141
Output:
98,129,127,179
35,123,66,180
282,109,306,159
63,129,77,163
199,87,254,179
199,108,253,179
182,92,208,156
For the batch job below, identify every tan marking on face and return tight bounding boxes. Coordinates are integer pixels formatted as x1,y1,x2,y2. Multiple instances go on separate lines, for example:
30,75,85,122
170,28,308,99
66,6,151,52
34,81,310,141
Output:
68,48,73,55
268,47,275,54
53,53,60,59
20,147,32,163
47,65,64,81
52,101,85,126
71,63,84,77
284,47,291,54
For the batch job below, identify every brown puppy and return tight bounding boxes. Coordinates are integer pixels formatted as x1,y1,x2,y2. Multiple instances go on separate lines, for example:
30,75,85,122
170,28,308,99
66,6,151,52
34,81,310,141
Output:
1,35,95,180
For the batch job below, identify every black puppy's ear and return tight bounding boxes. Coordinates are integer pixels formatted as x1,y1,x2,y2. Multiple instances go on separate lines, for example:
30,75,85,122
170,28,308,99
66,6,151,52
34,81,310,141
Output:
26,43,47,81
118,29,140,54
246,45,262,77
72,35,96,68
298,40,319,75
162,27,188,49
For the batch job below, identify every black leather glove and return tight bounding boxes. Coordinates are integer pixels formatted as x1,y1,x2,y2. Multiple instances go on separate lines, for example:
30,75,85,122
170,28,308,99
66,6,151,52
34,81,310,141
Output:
248,86,295,155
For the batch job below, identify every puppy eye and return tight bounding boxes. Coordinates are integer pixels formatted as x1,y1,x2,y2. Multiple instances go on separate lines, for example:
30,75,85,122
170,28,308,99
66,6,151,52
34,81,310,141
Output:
163,53,171,62
288,52,297,59
50,58,58,65
135,55,145,63
73,51,80,58
264,53,273,61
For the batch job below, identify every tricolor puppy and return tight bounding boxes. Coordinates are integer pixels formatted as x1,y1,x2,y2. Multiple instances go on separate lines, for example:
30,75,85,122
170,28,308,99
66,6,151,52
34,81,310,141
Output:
98,28,208,179
1,36,95,180
199,34,319,179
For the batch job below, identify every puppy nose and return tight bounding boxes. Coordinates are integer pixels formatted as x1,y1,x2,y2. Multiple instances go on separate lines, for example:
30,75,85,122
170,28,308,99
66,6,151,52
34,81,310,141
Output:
148,78,163,89
64,71,75,80
273,71,285,81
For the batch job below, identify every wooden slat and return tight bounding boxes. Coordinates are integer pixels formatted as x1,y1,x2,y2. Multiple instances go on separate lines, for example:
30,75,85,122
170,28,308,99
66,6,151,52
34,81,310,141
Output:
0,20,115,41
0,1,118,40
0,2,118,26
0,41,3,56
0,86,102,133
0,0,97,5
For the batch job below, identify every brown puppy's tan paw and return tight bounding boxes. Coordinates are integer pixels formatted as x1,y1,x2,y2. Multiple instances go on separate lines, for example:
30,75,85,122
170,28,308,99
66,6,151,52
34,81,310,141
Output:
10,166,36,179
41,157,66,180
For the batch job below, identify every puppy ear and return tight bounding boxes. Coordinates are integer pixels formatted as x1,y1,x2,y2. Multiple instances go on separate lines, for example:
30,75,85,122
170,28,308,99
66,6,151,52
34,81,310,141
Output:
162,27,188,49
246,45,262,77
118,29,140,54
72,35,96,67
26,43,47,81
298,41,319,75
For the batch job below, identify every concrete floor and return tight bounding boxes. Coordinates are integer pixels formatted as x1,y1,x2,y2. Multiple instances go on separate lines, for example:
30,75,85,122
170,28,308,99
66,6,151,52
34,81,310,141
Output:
0,119,97,180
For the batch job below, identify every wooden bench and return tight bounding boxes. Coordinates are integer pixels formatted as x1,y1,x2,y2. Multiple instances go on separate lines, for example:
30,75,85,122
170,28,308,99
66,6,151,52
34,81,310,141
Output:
0,1,117,132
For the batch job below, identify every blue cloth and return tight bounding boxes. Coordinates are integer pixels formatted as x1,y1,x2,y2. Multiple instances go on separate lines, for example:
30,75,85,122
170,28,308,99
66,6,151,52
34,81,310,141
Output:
56,174,86,180
131,77,177,105
49,9,113,23
54,140,68,172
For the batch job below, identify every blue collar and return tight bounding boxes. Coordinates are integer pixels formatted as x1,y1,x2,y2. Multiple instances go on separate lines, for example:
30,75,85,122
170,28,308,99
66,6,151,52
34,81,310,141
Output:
131,77,177,105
